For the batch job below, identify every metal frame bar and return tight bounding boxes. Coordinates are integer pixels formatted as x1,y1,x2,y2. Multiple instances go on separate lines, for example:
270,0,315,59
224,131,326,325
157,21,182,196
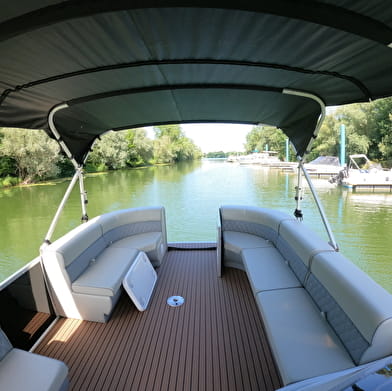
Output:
41,103,90,248
79,169,88,222
283,88,326,156
48,103,78,168
294,163,304,220
299,159,339,250
40,168,82,248
283,89,339,251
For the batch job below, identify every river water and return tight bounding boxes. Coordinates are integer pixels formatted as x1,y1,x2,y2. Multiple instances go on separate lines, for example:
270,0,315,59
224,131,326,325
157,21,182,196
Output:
1,159,391,293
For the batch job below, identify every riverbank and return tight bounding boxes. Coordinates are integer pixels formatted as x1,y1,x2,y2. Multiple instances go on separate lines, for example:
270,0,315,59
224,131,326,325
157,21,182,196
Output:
0,162,178,189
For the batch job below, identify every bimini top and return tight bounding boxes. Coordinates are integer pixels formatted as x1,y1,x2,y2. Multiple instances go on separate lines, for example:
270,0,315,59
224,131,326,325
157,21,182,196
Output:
1,1,392,163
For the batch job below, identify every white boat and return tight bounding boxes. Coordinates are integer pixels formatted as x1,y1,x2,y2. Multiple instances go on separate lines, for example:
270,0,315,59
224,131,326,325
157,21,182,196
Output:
304,156,343,177
238,151,282,165
0,2,392,391
332,154,392,191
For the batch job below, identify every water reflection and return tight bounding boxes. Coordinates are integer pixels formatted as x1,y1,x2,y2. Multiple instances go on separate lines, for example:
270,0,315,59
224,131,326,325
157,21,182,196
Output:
0,160,391,293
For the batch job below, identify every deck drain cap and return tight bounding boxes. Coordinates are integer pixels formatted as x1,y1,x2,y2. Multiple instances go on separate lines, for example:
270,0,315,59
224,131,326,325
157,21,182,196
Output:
167,296,185,307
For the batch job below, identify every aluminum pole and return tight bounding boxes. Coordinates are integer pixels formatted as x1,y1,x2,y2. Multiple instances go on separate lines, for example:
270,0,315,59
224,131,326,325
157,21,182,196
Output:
78,168,88,222
340,124,346,166
40,168,81,249
299,160,339,250
282,89,338,250
294,162,303,220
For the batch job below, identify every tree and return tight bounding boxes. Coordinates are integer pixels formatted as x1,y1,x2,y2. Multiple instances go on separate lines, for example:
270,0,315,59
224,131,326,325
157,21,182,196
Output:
0,155,17,178
245,125,289,159
0,128,62,183
153,135,175,163
153,124,202,163
88,131,130,170
306,115,340,161
126,128,153,166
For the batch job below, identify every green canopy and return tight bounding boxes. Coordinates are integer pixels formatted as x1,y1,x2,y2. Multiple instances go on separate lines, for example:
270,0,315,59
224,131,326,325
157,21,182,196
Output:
1,1,391,163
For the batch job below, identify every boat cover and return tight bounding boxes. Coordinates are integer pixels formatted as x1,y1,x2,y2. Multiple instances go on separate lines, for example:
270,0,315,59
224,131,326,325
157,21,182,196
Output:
0,1,391,163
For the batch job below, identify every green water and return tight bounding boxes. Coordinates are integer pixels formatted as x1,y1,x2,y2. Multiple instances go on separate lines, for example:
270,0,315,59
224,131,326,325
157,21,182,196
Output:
1,159,391,293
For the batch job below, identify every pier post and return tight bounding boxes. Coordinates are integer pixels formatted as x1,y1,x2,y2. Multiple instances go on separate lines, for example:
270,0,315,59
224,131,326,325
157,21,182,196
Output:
340,124,346,166
285,138,289,161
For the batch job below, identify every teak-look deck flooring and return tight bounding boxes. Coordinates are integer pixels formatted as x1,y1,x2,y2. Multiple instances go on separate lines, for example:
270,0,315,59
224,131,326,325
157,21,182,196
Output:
35,244,282,390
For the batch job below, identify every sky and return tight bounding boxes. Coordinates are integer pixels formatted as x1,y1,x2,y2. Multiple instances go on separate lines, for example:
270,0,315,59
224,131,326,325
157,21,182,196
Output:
147,123,253,153
182,123,253,153
147,107,338,154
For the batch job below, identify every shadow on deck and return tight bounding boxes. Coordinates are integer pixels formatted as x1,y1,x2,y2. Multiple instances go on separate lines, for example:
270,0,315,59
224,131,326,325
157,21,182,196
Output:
35,244,281,390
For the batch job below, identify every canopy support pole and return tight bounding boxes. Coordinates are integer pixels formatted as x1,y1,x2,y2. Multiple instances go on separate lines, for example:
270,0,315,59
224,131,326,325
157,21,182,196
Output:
283,89,338,251
41,103,91,248
79,169,88,222
294,163,303,220
298,159,339,250
40,168,82,249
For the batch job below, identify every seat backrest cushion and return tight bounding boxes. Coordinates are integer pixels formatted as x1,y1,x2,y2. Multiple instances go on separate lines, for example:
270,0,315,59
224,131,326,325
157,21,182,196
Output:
276,220,334,283
220,205,294,245
43,221,105,283
95,207,166,245
307,251,392,364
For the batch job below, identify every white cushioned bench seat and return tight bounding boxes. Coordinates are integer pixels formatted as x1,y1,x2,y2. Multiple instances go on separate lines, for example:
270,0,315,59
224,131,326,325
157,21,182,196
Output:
256,288,355,385
219,205,293,271
219,204,392,387
224,231,272,251
41,206,167,322
110,232,164,265
223,231,272,270
97,207,167,267
242,247,301,292
72,247,139,296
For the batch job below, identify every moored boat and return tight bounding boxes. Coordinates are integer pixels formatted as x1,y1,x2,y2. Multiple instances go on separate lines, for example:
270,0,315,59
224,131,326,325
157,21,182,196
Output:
331,154,392,192
238,151,281,166
304,156,343,177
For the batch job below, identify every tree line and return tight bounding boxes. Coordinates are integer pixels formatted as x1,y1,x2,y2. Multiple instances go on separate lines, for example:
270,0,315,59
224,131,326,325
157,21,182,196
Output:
0,124,202,187
0,97,390,187
243,97,392,166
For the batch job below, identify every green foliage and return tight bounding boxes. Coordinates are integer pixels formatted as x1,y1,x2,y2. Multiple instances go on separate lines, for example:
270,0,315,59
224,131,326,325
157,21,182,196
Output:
88,131,130,170
0,176,20,188
308,97,392,164
126,128,153,166
0,155,17,177
245,126,291,160
153,135,176,164
153,125,202,163
56,158,75,178
205,151,227,158
0,128,62,183
0,125,202,186
243,97,391,165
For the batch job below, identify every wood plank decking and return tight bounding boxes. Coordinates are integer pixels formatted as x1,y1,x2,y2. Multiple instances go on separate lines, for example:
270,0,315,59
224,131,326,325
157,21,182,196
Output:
35,244,282,390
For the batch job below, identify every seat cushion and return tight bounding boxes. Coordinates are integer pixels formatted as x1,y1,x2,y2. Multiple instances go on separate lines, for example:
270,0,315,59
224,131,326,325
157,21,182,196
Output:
241,247,301,293
256,288,354,385
0,348,68,391
110,232,162,253
223,231,272,254
72,247,139,296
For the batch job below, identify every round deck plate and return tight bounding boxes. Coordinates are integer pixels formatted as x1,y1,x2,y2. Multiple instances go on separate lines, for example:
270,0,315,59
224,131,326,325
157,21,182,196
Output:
167,296,185,307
